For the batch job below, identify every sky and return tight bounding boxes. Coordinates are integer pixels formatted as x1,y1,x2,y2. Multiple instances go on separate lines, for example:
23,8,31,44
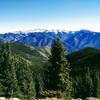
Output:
0,0,100,32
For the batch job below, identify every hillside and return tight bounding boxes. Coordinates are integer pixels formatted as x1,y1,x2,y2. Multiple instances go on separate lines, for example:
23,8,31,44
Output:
11,44,100,99
0,43,100,99
67,47,100,98
0,42,99,74
67,47,100,67
0,43,99,75
0,42,50,66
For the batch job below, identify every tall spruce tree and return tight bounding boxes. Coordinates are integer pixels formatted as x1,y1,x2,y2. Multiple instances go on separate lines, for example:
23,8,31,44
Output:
0,43,19,98
15,56,36,100
95,71,100,98
85,67,93,97
47,38,72,97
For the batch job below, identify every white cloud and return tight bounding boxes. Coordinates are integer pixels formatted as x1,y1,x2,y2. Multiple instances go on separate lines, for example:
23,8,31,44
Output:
0,22,100,33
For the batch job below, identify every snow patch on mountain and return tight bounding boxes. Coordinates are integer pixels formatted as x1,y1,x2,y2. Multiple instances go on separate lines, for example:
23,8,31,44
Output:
0,29,100,53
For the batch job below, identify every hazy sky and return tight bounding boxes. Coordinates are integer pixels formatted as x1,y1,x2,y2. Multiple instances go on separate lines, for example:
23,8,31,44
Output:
0,0,100,32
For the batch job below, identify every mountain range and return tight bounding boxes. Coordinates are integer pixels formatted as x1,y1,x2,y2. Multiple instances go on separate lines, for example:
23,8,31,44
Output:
0,29,100,52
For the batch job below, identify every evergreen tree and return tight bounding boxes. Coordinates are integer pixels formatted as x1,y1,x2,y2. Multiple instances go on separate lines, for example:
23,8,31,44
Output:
95,71,100,98
33,72,44,98
15,56,36,100
0,43,19,98
47,38,72,97
85,67,93,97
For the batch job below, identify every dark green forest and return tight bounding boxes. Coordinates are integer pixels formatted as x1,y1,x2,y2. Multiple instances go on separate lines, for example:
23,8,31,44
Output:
67,47,100,98
0,40,100,100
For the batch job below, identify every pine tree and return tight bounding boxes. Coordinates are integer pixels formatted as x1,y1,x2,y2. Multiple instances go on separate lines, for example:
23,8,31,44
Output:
85,67,93,97
95,71,100,98
0,43,19,98
15,56,36,100
47,38,72,97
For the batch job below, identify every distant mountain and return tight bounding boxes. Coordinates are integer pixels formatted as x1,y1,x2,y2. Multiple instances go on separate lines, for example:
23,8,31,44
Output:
0,29,100,52
0,38,4,42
